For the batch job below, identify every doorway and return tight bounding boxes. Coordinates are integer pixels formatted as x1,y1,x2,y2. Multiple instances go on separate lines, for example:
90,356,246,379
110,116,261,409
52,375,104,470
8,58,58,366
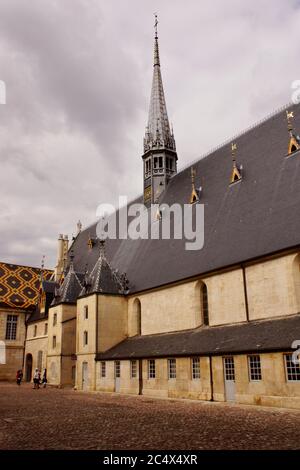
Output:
223,356,236,402
25,353,33,382
114,361,120,392
82,362,88,390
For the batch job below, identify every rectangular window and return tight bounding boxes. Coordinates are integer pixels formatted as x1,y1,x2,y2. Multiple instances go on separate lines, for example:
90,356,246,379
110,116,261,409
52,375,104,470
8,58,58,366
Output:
115,360,121,378
248,355,262,381
84,331,88,346
44,323,48,335
192,357,201,379
130,360,137,378
52,335,56,348
285,354,300,381
154,157,158,169
224,357,235,381
84,305,88,320
34,325,37,337
5,315,18,340
101,362,106,378
168,359,176,379
148,359,156,379
53,313,57,326
159,156,163,168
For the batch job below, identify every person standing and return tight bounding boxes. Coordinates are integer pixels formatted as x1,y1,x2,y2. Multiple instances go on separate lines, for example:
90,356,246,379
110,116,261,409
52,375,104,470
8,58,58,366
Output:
41,368,47,388
33,368,40,389
16,369,23,386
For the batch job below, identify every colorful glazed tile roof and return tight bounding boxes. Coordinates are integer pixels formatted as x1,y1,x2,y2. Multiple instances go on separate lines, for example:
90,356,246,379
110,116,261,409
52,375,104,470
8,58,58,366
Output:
0,262,53,310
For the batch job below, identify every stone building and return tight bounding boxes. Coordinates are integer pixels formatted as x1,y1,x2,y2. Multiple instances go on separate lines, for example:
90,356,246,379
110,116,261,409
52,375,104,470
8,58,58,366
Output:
0,262,52,380
2,21,300,409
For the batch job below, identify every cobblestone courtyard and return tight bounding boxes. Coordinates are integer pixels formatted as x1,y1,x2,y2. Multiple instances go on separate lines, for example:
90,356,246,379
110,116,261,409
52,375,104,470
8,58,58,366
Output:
0,383,300,450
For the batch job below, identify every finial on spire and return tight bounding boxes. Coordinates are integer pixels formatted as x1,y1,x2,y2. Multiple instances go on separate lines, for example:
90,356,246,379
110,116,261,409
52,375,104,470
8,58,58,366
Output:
231,142,237,162
189,167,200,203
286,110,294,134
230,143,242,184
77,220,82,234
154,13,158,38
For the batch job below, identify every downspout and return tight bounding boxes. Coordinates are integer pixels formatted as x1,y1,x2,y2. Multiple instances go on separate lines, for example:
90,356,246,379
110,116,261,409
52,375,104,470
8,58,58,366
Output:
94,294,99,391
22,312,29,372
241,263,250,322
209,355,214,401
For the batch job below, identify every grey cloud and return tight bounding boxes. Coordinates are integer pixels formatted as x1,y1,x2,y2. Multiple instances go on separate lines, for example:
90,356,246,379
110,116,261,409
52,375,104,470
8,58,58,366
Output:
0,0,299,268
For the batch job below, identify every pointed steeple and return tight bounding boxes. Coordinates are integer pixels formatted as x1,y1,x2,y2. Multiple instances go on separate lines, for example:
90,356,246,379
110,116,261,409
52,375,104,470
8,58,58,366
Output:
52,251,84,305
142,16,178,206
80,239,129,296
144,15,176,153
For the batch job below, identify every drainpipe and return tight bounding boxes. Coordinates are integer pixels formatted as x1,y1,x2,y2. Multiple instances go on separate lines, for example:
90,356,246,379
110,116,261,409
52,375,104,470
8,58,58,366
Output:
209,355,214,401
94,294,99,391
22,312,29,372
241,263,250,322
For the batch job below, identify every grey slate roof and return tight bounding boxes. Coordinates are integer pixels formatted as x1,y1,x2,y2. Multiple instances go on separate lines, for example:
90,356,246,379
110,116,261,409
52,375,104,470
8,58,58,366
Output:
96,315,300,359
71,103,300,293
52,261,84,306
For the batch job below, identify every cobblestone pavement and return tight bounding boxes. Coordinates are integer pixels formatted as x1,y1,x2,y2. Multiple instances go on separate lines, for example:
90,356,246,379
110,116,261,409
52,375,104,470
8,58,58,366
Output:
0,383,300,450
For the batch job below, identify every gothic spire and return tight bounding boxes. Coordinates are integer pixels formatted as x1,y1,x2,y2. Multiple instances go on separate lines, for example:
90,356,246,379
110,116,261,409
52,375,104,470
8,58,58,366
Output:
144,15,176,153
80,239,129,296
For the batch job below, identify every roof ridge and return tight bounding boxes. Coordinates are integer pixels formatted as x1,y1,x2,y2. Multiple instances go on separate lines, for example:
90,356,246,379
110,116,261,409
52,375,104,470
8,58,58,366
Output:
175,101,293,175
72,101,294,235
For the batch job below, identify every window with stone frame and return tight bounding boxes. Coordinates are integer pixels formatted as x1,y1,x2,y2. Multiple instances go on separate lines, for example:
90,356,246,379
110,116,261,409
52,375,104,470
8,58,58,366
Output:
192,357,200,379
148,359,156,379
115,360,121,378
83,331,88,346
285,354,300,381
130,360,137,378
168,358,176,379
248,355,262,381
100,361,106,378
84,305,88,320
5,315,18,340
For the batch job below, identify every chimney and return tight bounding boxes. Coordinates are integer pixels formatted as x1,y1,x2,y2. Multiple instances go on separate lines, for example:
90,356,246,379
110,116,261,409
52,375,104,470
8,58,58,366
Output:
54,234,69,282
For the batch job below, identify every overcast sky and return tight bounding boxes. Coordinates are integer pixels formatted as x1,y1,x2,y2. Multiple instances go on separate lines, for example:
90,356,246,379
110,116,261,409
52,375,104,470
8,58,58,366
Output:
0,0,300,269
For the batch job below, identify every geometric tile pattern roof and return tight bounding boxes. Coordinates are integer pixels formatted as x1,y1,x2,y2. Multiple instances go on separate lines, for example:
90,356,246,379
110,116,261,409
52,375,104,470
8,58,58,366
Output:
0,262,53,310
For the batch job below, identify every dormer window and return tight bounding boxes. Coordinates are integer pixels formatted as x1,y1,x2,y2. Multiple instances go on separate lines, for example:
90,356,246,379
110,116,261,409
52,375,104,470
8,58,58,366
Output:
286,110,300,156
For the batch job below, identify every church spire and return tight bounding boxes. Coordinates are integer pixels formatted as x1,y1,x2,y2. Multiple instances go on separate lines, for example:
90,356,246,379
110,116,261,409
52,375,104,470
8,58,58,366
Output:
144,15,176,153
142,15,178,206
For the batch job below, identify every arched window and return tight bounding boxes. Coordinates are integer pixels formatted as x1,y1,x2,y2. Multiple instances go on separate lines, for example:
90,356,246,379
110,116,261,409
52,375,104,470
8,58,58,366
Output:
201,283,209,326
133,299,142,335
